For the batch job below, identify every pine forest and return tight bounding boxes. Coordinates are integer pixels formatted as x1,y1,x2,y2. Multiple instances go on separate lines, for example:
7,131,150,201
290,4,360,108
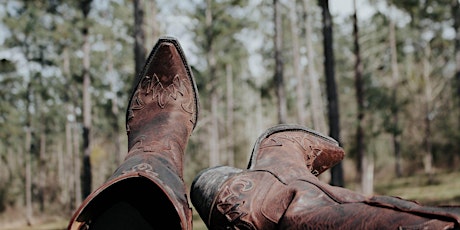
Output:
0,0,459,228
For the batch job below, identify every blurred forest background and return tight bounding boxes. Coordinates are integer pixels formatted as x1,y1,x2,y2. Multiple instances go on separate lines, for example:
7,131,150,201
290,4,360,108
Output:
1,0,460,228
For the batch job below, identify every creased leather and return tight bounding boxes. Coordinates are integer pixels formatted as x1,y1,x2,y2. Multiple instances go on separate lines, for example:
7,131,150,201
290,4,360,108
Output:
207,171,292,230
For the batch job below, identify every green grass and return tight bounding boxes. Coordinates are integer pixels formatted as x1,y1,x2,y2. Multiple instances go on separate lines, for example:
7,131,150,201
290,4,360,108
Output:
192,213,207,230
1,218,67,230
4,171,460,229
374,171,460,206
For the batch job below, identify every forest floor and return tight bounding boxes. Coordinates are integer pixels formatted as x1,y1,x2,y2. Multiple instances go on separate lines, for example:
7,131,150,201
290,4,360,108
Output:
2,170,459,230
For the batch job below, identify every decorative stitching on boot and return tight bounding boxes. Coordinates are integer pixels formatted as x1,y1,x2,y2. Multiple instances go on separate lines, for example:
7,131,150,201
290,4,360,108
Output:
262,134,322,175
127,73,195,130
214,178,256,230
121,163,158,178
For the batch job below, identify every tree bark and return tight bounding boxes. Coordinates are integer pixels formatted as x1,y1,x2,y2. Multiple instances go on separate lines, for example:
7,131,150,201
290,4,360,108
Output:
452,0,460,134
25,127,32,226
319,0,344,187
82,28,92,199
133,0,147,78
81,0,93,199
61,122,71,207
145,0,160,47
303,0,328,134
226,63,235,166
206,0,220,167
422,45,433,176
353,0,372,194
38,133,46,211
389,15,402,177
274,0,287,124
289,1,305,125
63,47,78,211
25,82,33,226
107,42,122,166
73,123,82,209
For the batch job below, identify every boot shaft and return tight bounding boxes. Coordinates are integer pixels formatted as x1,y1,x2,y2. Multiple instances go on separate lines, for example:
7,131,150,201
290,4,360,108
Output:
192,167,292,230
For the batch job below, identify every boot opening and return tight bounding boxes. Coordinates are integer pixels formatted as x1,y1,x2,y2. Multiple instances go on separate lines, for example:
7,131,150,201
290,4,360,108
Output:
81,177,182,229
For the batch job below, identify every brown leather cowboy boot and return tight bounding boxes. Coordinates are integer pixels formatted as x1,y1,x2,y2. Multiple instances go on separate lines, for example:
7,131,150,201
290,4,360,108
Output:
191,124,345,229
68,37,199,230
192,124,460,230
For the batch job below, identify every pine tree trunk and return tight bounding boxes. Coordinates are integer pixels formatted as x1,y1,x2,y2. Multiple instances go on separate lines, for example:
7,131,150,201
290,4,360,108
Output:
81,0,93,199
73,123,82,209
319,0,344,187
303,0,328,134
353,1,371,193
206,0,220,167
145,0,159,47
353,0,364,176
38,133,46,212
25,82,33,225
210,92,220,167
389,16,402,177
62,47,76,211
107,42,122,167
452,0,460,135
289,1,305,125
60,122,71,207
133,0,147,78
226,64,234,166
274,0,287,124
361,150,374,195
422,45,433,176
25,126,32,226
82,26,92,198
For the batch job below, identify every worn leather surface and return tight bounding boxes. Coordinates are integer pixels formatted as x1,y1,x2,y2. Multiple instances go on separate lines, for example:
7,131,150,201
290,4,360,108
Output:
248,124,345,177
68,37,198,230
279,175,459,229
193,125,460,230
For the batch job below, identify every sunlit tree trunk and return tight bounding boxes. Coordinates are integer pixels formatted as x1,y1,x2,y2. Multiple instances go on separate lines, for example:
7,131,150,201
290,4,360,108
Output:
81,28,92,198
353,0,372,195
226,63,235,166
62,47,79,211
206,0,220,167
25,82,33,226
303,0,327,134
289,1,305,125
422,45,433,176
38,133,46,211
389,15,402,177
319,0,344,187
145,0,159,46
107,42,122,167
61,121,72,208
274,0,287,124
73,123,82,209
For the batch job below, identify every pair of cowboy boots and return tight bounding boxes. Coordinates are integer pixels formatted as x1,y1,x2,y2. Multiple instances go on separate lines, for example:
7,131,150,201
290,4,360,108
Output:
191,125,460,230
68,36,460,230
